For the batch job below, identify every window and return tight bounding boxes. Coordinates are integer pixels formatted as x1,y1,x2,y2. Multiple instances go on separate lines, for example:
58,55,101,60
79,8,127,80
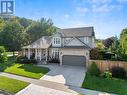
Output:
53,37,61,45
52,49,59,58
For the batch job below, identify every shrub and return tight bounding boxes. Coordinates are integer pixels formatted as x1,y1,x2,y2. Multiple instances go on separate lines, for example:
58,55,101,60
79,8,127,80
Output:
88,62,100,76
0,46,8,63
16,56,27,62
111,67,126,79
49,58,60,63
0,46,5,54
21,59,37,64
100,70,112,79
0,52,8,63
90,48,103,60
16,56,37,64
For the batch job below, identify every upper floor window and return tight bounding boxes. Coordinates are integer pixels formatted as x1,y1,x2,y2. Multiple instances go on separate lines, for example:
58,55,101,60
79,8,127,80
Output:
53,37,60,45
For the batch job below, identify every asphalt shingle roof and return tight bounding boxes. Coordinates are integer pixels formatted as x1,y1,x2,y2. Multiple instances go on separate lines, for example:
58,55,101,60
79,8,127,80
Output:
57,27,94,37
23,36,51,49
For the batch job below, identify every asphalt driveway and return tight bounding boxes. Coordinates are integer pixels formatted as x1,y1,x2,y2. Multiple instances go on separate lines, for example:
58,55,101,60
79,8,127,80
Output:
38,64,86,87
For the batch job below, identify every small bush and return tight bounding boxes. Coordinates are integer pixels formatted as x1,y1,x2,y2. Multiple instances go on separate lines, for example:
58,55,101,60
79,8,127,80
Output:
16,56,37,64
111,67,126,79
100,70,112,79
16,56,27,62
21,59,37,64
0,53,8,63
90,48,103,60
0,46,5,54
49,58,60,63
0,46,8,63
88,62,100,76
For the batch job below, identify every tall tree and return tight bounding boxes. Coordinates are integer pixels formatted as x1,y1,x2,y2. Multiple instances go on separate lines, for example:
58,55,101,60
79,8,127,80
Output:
103,37,114,48
120,28,127,54
26,18,56,43
0,18,5,45
0,19,29,55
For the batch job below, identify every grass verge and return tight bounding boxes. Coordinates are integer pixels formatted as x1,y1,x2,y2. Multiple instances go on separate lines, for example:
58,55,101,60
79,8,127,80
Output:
82,73,127,95
0,76,29,94
4,63,49,79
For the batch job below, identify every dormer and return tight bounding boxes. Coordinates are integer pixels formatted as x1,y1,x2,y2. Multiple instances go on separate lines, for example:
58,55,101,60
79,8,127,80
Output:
52,32,62,47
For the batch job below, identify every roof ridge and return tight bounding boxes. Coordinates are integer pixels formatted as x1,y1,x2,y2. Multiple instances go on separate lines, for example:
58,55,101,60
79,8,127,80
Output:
61,26,93,30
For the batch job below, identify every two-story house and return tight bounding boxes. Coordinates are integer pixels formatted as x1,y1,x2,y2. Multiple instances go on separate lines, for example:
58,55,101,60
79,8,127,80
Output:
23,27,95,67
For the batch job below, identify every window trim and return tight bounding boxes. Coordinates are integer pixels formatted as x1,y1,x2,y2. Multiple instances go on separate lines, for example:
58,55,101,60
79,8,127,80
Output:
53,37,61,45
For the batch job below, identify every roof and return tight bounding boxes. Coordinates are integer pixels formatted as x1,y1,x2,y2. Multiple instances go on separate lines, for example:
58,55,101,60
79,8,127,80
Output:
57,27,94,37
23,36,51,49
60,46,90,49
50,37,91,49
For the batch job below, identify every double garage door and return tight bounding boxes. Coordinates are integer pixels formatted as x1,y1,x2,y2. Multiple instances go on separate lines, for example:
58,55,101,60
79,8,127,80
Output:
62,55,86,66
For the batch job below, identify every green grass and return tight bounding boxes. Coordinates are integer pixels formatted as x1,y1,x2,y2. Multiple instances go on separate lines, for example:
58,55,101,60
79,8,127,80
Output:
4,63,49,79
0,76,29,94
0,57,49,79
82,73,127,95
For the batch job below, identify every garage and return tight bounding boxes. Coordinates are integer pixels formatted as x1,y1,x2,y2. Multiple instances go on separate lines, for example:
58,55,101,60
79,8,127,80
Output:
62,55,86,66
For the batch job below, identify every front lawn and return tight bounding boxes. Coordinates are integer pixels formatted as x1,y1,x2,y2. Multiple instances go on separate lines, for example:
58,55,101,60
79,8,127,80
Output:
0,76,29,94
82,74,127,95
4,63,49,79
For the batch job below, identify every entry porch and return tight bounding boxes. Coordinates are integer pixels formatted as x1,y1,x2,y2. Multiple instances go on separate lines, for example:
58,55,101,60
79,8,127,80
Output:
22,48,48,62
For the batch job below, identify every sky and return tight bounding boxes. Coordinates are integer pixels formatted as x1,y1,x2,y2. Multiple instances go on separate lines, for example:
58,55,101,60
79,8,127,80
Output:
14,0,127,39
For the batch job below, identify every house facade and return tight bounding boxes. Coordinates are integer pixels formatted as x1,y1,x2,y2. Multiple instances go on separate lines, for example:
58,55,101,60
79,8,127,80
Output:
23,27,95,67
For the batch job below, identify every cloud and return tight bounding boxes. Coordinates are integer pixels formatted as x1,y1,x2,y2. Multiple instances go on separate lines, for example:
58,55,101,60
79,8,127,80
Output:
64,14,70,19
76,7,89,13
88,0,112,4
92,4,122,12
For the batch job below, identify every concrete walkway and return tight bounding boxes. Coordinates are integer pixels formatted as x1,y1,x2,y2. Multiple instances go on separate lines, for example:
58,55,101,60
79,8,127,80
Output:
0,72,116,95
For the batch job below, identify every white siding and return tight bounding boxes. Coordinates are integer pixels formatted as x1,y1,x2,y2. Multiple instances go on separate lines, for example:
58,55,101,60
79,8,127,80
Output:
64,38,84,46
78,37,95,48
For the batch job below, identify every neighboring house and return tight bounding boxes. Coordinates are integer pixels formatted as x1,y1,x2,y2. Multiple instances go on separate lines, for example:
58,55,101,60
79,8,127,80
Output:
23,27,95,67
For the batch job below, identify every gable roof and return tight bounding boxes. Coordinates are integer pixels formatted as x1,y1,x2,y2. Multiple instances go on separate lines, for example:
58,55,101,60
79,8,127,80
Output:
23,36,51,49
63,37,91,49
57,27,94,37
65,37,85,46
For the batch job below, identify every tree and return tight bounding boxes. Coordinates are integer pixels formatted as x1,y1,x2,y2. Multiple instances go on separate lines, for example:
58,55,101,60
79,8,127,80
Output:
26,18,56,43
109,36,119,53
103,37,114,48
0,19,29,56
120,28,127,54
0,18,5,32
17,17,33,28
0,18,5,45
95,39,104,49
90,48,103,60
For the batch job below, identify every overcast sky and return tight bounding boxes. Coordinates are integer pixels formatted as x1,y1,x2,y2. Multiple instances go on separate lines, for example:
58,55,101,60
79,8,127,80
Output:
15,0,127,39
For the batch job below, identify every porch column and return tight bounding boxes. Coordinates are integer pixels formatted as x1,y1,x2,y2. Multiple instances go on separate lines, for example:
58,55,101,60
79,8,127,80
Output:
35,48,37,60
28,48,30,59
39,49,42,61
60,55,62,66
46,49,48,62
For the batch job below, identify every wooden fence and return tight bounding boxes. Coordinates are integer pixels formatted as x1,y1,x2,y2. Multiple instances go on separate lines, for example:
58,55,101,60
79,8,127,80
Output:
89,60,127,72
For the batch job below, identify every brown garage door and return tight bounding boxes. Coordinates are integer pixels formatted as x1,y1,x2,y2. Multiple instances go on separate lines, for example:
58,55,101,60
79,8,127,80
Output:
62,55,86,66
